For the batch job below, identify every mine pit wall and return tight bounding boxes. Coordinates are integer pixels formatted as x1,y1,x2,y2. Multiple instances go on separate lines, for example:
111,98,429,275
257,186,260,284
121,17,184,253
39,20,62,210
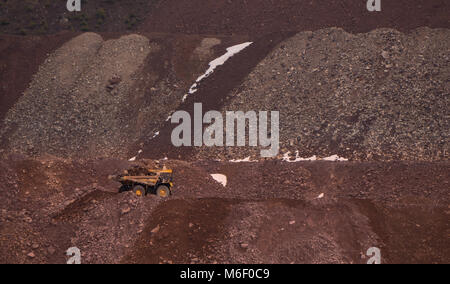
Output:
1,0,449,160
0,32,250,159
0,1,448,264
142,27,449,162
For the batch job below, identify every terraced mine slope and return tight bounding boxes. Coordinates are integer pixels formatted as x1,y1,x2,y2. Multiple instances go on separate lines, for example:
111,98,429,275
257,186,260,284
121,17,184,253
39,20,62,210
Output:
0,1,448,264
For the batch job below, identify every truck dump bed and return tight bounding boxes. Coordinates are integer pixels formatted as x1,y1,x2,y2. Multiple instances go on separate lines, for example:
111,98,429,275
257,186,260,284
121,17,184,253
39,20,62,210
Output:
117,175,159,186
112,168,173,189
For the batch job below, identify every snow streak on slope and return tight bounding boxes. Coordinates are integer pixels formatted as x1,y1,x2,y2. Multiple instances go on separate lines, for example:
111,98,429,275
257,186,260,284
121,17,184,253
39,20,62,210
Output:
182,42,253,102
282,151,349,162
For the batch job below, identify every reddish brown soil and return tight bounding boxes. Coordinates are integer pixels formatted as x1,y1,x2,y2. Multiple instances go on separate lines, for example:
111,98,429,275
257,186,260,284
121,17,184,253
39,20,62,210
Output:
141,0,449,35
125,198,449,264
0,1,448,265
0,32,76,121
1,156,448,264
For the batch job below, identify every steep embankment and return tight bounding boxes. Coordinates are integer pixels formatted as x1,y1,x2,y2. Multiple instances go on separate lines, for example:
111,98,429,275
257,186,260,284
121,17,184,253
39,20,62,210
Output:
1,1,448,161
1,156,448,264
0,32,248,158
1,33,155,157
141,27,449,162
0,33,76,122
195,28,449,161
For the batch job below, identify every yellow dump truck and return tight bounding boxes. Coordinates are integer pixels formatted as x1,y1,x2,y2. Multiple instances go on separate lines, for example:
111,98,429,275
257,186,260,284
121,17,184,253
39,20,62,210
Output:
112,166,173,198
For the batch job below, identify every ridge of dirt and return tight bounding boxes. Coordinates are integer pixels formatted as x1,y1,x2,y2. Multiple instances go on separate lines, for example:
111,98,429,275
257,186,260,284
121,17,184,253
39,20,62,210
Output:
142,27,449,162
1,32,154,157
0,32,251,159
356,199,449,264
124,197,449,264
0,32,76,122
0,156,448,264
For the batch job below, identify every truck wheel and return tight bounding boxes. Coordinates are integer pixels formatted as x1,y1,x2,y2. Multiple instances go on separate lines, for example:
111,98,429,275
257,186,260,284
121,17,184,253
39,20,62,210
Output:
119,185,129,193
133,185,146,197
157,185,170,198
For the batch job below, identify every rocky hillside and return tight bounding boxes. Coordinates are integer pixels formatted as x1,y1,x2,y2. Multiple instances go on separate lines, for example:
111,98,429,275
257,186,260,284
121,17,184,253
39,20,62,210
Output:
0,32,249,158
1,1,448,161
2,28,448,161
1,33,155,157
196,28,449,161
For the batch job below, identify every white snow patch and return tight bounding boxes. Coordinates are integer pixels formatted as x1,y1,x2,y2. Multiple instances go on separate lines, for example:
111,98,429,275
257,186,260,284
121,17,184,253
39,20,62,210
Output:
282,151,317,162
323,155,349,162
211,174,227,187
152,131,160,138
196,42,253,83
282,151,348,162
317,193,325,199
128,149,143,161
188,83,198,95
230,156,256,163
183,42,253,102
